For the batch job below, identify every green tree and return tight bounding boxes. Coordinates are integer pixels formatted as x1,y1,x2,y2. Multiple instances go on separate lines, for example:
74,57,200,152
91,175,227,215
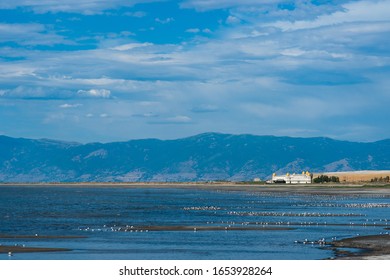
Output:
314,175,339,183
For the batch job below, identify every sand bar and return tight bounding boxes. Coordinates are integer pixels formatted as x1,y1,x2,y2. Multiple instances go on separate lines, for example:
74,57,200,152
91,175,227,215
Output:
0,245,70,254
331,234,390,259
0,234,86,239
117,225,293,232
0,234,86,255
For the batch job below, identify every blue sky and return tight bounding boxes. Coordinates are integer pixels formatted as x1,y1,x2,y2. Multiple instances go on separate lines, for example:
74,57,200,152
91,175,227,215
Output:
0,0,389,143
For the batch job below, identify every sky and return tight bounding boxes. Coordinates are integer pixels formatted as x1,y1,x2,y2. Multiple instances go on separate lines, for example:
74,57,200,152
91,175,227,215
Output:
0,0,389,143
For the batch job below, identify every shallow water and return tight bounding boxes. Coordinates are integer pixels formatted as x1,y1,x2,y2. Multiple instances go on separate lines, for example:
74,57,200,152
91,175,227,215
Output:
0,186,389,260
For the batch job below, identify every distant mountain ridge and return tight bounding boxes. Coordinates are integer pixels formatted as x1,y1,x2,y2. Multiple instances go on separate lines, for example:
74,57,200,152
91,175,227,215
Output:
1,133,389,182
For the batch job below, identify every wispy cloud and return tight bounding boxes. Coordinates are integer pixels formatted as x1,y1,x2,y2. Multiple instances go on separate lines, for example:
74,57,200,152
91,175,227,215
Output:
110,43,153,51
225,15,240,25
123,11,147,18
0,86,73,99
0,23,66,46
185,28,212,34
155,17,175,24
191,104,219,113
59,103,83,108
77,89,111,98
268,0,390,31
186,28,201,33
180,0,285,11
132,113,159,118
0,0,158,14
0,0,389,142
149,115,193,124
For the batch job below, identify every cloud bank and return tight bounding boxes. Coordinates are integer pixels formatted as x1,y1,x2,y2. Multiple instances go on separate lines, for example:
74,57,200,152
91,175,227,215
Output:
0,0,389,142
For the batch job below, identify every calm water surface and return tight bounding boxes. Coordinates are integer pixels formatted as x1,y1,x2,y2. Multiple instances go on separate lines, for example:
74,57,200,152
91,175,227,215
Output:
0,186,389,260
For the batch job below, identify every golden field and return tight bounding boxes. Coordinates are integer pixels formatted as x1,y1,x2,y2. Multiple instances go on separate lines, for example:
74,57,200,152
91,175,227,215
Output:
313,170,390,183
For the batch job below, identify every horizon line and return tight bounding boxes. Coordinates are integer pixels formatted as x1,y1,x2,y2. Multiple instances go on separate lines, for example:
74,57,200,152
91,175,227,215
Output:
1,132,389,145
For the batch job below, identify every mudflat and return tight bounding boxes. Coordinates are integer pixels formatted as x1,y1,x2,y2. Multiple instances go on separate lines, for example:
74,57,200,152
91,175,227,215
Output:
331,234,390,259
0,234,86,239
0,234,84,254
0,245,70,254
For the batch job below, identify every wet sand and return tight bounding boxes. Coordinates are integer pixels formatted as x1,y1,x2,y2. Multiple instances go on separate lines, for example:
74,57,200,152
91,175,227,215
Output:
0,234,85,254
0,234,86,239
0,245,70,254
116,225,293,232
331,234,390,259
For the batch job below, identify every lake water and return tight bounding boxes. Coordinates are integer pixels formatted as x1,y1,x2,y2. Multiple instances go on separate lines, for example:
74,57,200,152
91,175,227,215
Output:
0,186,389,260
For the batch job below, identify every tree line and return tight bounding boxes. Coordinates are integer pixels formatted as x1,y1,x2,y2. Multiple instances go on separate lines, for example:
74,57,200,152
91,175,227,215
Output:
313,175,340,183
370,176,390,183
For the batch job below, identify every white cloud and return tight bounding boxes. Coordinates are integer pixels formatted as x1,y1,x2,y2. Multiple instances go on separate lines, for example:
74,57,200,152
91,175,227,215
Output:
59,103,82,108
77,89,111,98
155,17,175,24
0,23,44,34
0,0,158,14
180,0,283,11
186,28,213,34
1,1,389,141
149,115,192,124
110,42,153,51
120,31,136,37
186,28,201,33
169,115,192,123
0,86,51,98
226,15,241,25
280,48,306,57
124,11,147,18
269,0,390,31
132,113,159,118
0,23,66,46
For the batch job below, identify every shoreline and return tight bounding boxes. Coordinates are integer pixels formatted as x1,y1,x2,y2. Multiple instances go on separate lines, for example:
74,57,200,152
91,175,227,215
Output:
1,182,389,196
331,234,390,260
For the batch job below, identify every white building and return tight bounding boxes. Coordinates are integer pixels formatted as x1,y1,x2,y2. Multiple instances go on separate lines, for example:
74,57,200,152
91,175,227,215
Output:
268,171,312,184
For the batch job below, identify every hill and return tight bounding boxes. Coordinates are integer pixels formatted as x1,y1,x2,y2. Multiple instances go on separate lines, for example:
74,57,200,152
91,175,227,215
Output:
1,133,389,182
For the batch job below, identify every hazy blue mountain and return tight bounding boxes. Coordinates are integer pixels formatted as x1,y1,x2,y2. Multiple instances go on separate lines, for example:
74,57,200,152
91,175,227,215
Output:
1,133,389,182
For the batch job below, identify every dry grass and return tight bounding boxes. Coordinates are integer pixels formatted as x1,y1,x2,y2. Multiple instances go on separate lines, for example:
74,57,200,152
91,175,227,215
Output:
314,170,390,183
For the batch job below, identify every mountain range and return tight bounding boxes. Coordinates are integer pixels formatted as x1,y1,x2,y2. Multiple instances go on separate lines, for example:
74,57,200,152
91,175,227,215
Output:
1,133,389,182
